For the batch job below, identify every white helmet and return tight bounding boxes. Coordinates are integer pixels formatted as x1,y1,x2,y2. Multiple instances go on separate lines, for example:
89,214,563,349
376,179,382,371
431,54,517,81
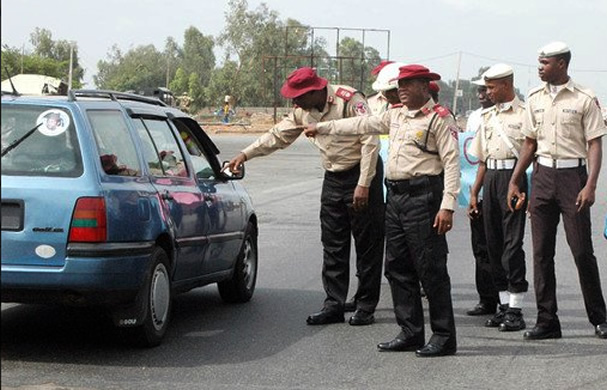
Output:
372,62,407,92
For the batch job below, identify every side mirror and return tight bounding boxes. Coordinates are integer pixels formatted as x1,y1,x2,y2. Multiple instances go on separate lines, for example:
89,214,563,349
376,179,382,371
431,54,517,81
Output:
221,160,245,180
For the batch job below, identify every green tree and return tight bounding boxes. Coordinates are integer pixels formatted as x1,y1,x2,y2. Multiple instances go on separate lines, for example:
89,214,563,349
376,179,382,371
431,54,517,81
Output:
1,28,83,88
95,44,166,91
169,67,189,95
335,37,381,95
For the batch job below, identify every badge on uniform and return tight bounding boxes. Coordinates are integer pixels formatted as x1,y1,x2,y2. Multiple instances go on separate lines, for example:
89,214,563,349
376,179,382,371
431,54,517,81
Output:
354,102,368,116
448,125,459,140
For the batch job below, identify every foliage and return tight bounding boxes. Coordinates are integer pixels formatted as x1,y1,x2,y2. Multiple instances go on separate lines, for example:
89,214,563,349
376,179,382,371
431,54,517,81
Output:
1,28,83,88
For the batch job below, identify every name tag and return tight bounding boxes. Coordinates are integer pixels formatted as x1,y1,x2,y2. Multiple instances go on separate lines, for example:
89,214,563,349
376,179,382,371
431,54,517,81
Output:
533,109,544,113
508,123,522,130
562,109,578,114
390,122,400,129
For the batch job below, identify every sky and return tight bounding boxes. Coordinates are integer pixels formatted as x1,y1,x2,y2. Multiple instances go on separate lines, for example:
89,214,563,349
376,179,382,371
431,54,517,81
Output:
2,0,607,105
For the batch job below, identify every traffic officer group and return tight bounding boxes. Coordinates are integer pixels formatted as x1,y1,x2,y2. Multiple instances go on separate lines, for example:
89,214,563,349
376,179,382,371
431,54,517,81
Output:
228,40,607,358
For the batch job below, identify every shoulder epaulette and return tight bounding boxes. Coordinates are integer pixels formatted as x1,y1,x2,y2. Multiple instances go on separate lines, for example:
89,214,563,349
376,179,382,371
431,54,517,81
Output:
572,83,596,100
527,85,544,98
432,104,451,118
335,87,356,101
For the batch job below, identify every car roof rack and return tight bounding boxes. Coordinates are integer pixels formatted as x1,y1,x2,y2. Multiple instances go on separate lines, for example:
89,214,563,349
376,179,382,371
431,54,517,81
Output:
68,89,168,107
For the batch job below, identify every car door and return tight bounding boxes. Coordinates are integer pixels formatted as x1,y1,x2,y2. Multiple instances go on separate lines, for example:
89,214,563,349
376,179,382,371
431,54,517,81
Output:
170,117,246,275
131,115,208,281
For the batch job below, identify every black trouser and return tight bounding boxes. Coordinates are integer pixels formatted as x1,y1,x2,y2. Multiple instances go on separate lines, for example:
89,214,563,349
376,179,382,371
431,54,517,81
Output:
482,169,529,294
530,164,606,328
384,175,456,347
320,159,385,313
470,200,498,305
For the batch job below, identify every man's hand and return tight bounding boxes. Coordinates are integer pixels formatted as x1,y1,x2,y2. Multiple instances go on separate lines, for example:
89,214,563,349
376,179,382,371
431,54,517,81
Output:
576,184,596,212
433,209,454,235
507,182,524,212
467,195,480,220
303,123,318,138
352,185,370,212
224,152,247,174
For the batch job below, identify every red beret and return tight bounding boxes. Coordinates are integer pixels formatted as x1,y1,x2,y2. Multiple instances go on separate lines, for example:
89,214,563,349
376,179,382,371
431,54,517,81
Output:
280,67,328,99
371,60,394,76
395,64,441,82
429,81,440,93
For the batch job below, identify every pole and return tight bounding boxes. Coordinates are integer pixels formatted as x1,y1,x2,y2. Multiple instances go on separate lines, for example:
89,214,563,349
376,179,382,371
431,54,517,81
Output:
452,51,462,115
21,44,25,74
68,43,74,91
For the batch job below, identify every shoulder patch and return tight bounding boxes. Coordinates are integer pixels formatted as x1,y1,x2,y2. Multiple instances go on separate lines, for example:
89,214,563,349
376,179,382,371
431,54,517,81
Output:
432,104,451,118
335,87,356,101
354,101,368,116
527,85,544,98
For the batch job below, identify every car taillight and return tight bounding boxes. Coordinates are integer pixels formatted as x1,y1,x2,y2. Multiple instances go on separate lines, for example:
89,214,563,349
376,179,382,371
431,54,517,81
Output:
69,197,107,242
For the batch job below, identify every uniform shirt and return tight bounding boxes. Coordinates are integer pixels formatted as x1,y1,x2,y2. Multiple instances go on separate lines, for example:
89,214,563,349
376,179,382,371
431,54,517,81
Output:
242,84,379,188
466,108,483,133
470,96,526,161
523,79,607,158
367,93,390,116
315,98,461,211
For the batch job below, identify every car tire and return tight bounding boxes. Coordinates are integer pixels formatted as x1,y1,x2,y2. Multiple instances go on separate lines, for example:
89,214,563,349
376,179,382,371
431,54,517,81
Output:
121,247,172,347
218,222,258,303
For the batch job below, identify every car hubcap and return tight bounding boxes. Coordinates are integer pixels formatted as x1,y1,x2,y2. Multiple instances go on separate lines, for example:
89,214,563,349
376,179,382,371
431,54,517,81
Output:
150,263,170,331
242,239,256,290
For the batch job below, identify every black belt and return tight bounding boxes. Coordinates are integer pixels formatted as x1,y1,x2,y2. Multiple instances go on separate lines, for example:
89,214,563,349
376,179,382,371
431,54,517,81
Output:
385,174,443,195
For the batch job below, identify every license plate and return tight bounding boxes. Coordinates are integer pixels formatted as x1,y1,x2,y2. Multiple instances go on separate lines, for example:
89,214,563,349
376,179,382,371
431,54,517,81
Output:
1,200,24,231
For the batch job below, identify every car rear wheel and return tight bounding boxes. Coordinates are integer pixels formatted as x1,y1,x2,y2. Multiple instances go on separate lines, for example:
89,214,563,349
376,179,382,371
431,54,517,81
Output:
218,222,258,303
121,247,172,347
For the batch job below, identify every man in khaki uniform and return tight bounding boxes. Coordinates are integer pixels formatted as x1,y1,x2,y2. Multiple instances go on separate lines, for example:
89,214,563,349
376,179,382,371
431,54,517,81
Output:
367,60,394,115
468,64,529,332
227,67,385,327
508,42,607,340
305,64,460,357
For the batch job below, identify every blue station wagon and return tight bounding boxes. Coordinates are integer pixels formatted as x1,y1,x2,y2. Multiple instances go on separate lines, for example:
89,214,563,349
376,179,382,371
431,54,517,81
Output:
1,90,258,347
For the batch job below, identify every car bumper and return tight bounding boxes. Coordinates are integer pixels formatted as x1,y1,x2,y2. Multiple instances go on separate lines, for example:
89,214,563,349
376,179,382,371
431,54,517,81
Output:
1,242,155,305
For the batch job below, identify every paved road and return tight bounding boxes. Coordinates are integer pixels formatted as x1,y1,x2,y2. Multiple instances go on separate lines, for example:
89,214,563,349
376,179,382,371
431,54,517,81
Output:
2,134,606,390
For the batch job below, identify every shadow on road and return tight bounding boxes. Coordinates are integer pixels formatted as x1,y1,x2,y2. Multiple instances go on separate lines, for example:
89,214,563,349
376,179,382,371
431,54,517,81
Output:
1,287,325,367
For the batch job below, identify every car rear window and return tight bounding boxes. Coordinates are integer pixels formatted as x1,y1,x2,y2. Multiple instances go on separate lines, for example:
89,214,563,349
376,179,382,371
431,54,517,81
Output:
1,104,83,177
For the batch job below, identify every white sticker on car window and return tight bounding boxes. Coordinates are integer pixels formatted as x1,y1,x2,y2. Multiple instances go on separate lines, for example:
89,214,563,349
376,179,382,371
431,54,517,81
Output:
36,109,70,137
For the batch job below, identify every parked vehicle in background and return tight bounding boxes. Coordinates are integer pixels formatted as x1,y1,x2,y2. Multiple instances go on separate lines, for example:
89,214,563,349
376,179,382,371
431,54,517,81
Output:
1,90,258,347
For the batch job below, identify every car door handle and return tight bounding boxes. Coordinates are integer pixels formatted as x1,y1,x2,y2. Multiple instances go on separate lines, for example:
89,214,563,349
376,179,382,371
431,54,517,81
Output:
161,191,173,201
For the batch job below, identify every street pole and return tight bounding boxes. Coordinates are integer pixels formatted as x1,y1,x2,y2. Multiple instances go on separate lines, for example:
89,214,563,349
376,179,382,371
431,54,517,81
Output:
452,51,462,115
68,43,74,91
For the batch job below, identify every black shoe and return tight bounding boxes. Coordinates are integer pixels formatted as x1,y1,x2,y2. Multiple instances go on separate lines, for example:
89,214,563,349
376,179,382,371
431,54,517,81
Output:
377,335,424,352
306,309,344,325
344,299,356,312
523,326,562,340
595,322,607,339
498,308,526,332
415,342,457,357
349,309,375,326
485,304,508,327
467,302,497,316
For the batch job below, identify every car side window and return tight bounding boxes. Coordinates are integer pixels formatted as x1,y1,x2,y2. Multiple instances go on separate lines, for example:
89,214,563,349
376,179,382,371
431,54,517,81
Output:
87,110,140,176
139,118,188,178
172,120,215,180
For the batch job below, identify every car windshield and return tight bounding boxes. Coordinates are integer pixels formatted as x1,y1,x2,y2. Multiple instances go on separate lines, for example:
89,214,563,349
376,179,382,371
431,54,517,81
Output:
1,104,83,177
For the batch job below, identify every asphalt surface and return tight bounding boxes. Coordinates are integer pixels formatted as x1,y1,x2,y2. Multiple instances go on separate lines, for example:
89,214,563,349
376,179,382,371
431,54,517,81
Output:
2,133,607,390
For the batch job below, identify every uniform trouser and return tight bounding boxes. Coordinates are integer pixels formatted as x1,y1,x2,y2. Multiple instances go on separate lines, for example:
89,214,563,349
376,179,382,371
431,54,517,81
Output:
384,175,456,347
530,164,606,328
469,200,498,305
320,159,385,313
482,169,529,293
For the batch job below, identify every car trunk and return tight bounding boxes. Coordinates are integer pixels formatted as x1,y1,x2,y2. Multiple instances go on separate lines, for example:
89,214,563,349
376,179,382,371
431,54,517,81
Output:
1,176,95,267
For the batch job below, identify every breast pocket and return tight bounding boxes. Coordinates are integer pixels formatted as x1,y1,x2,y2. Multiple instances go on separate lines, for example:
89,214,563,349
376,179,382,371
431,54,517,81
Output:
560,111,582,136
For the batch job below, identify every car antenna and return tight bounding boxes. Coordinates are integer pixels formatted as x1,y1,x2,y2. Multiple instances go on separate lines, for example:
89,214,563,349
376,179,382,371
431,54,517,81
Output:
2,65,20,96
